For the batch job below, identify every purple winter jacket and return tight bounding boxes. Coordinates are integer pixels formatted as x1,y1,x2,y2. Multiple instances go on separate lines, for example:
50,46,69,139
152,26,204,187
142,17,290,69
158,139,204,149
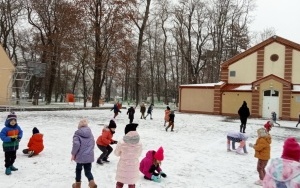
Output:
139,150,162,179
71,126,95,163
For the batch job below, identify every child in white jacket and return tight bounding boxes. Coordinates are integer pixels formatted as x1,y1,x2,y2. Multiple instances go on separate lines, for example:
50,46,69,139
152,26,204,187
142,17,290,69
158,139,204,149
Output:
114,124,142,188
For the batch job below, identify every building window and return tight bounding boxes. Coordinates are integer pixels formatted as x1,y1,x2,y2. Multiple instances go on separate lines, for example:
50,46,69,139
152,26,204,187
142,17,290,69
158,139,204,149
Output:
264,90,279,97
229,71,236,77
270,54,279,62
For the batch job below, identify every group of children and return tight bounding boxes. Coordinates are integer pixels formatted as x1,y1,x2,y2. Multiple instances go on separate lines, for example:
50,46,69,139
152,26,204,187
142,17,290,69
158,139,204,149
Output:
71,118,168,188
0,112,44,176
227,118,300,187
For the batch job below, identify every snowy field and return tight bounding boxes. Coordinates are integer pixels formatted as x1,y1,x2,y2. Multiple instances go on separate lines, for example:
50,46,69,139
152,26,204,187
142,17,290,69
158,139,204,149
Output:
0,104,299,188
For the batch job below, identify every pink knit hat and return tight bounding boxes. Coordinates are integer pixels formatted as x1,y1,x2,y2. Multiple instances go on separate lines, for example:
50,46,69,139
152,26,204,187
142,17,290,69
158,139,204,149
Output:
154,147,164,161
281,137,300,161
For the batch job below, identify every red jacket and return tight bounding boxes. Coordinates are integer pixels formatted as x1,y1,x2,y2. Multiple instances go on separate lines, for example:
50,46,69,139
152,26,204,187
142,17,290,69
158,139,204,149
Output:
28,133,44,154
96,127,115,146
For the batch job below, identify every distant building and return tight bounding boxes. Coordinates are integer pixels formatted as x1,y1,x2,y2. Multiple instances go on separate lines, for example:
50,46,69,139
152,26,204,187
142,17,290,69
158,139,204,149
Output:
0,44,15,105
179,36,300,120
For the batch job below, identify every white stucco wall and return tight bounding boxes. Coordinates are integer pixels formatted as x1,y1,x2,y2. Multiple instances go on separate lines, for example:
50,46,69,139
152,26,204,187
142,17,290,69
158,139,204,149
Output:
264,42,285,78
228,52,257,83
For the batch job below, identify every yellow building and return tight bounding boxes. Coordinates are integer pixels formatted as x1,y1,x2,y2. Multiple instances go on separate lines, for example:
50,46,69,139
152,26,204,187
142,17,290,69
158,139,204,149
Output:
179,36,300,120
0,44,15,105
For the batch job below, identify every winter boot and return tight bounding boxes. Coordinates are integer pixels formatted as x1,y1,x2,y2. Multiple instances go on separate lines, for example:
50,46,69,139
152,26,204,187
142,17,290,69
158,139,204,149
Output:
243,145,248,154
166,125,170,132
128,185,136,188
232,141,236,150
116,182,124,188
240,125,243,133
28,150,35,157
96,158,103,165
23,149,29,154
10,165,18,171
88,180,97,188
5,167,11,175
72,182,81,188
236,147,243,155
227,143,231,152
102,157,110,163
254,180,263,186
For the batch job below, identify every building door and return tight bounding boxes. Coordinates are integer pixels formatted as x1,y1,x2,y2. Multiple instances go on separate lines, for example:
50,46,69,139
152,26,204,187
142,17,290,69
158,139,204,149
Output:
262,90,279,118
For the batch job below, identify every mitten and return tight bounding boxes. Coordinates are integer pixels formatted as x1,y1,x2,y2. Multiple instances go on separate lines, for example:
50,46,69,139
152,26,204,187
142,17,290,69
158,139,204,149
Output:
111,140,118,144
151,175,161,183
160,172,167,178
249,143,254,148
11,137,17,142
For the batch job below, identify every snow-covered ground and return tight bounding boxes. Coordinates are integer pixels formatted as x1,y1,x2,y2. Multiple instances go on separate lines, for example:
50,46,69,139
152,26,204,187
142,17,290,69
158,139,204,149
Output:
0,103,299,188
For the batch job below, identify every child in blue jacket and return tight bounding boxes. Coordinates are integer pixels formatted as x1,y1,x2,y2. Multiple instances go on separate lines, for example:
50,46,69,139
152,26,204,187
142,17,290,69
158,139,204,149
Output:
0,112,23,175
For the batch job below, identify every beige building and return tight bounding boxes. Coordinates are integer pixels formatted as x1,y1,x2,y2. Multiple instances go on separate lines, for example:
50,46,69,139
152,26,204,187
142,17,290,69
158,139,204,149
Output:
0,44,15,105
179,36,300,120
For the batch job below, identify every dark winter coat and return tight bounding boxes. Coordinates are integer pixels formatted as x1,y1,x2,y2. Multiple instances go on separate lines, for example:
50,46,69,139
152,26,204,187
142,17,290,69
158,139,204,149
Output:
147,105,153,114
0,120,23,152
140,105,146,113
127,107,135,120
238,102,250,123
112,104,121,113
71,126,95,163
169,113,175,122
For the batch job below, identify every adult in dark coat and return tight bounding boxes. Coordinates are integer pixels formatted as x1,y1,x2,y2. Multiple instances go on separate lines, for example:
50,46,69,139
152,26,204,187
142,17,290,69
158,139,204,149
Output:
127,107,135,124
238,101,250,133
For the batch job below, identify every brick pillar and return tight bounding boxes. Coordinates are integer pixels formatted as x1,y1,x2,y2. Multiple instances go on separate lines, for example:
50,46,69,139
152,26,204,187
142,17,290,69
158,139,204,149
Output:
284,47,292,82
214,86,221,115
220,66,228,82
282,85,291,120
251,88,260,118
256,49,264,80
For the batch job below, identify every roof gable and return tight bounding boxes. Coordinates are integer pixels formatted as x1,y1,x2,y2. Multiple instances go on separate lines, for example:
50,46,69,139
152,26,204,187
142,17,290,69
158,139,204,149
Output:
221,35,300,68
252,74,292,87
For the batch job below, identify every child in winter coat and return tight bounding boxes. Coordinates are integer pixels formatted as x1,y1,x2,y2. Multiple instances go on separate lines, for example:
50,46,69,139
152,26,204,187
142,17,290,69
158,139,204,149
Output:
111,103,122,119
114,124,142,188
164,106,171,126
0,112,23,175
226,131,248,154
22,127,44,157
139,147,167,183
165,111,175,132
263,137,300,187
271,111,280,126
96,120,118,165
127,106,135,124
71,119,97,188
264,121,273,133
140,103,146,119
249,128,271,186
144,104,154,120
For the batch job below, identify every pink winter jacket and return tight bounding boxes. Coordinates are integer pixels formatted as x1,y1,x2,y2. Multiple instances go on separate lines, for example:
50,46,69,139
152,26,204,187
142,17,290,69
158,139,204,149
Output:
139,150,162,179
114,131,142,185
263,158,300,187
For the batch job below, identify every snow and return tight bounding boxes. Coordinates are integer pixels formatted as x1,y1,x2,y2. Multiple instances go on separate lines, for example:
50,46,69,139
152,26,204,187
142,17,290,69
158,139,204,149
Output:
0,104,299,188
293,85,300,92
180,81,224,87
233,85,252,91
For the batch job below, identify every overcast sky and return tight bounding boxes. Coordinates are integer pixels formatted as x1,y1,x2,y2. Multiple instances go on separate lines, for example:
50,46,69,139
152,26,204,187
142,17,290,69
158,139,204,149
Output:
250,0,300,43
